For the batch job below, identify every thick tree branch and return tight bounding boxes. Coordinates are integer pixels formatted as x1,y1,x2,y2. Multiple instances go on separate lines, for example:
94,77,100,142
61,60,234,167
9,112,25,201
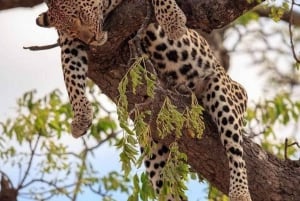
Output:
0,0,43,11
83,0,300,201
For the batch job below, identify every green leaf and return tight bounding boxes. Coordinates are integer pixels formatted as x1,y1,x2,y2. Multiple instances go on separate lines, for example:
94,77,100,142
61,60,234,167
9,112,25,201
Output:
236,11,259,25
156,97,185,138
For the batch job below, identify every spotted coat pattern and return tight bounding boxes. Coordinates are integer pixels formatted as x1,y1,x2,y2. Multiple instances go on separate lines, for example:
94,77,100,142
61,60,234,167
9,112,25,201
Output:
35,1,252,200
141,23,252,201
36,0,187,46
36,0,123,46
58,33,93,138
35,0,188,137
36,0,123,137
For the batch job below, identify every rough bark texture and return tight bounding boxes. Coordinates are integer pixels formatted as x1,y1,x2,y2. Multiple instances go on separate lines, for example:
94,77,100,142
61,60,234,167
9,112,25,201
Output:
1,0,300,201
0,0,43,10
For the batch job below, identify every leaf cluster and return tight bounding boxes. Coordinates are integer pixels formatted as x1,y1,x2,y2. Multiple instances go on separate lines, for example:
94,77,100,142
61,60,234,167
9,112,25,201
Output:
0,87,129,201
117,56,205,200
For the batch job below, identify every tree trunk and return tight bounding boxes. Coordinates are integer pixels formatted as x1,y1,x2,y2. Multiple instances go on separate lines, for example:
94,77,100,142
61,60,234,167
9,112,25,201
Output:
1,0,300,201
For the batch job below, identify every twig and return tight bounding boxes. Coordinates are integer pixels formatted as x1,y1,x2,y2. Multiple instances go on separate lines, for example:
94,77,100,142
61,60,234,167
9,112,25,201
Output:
289,0,300,63
71,138,88,201
87,131,120,152
284,138,300,160
23,42,59,51
17,134,41,190
88,184,110,198
20,178,74,200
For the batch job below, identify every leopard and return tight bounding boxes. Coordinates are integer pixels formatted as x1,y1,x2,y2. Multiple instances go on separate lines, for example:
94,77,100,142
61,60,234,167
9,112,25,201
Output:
140,22,252,201
35,0,187,138
36,0,186,46
35,0,252,200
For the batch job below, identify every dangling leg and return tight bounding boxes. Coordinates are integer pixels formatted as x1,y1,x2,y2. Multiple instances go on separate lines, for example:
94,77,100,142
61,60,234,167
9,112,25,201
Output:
203,76,252,201
59,32,93,138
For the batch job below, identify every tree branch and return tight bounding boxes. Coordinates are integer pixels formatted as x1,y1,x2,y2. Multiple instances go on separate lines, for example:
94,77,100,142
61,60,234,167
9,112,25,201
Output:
23,42,59,51
17,134,41,190
0,0,43,11
84,0,300,201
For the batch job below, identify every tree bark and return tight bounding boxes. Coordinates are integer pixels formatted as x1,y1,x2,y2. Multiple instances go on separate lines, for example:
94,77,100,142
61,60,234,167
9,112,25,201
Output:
86,1,300,201
2,0,300,201
0,0,43,10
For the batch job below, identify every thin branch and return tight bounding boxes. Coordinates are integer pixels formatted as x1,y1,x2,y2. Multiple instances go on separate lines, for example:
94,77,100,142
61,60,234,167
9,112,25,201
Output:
284,138,300,160
33,151,81,159
289,0,300,63
71,138,88,201
23,42,59,51
17,134,41,190
88,184,110,198
19,178,74,200
87,131,120,152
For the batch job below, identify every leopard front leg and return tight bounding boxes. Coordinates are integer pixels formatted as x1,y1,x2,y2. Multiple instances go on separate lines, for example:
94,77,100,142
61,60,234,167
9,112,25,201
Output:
59,32,93,138
151,0,187,40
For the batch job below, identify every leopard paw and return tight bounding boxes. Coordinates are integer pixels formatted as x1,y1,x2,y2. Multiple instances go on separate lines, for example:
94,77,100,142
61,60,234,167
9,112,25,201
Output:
230,193,252,201
71,104,93,138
